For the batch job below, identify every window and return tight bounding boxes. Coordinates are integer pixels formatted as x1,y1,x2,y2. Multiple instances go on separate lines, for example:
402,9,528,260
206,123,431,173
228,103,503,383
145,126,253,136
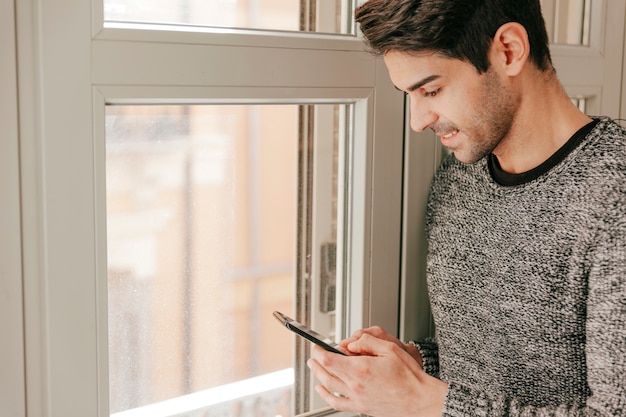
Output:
14,0,405,415
0,0,25,415
541,0,591,45
543,0,623,118
93,33,404,415
103,0,355,34
105,103,350,416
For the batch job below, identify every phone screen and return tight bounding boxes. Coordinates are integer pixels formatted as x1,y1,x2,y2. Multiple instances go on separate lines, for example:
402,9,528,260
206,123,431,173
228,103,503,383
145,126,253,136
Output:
273,311,346,355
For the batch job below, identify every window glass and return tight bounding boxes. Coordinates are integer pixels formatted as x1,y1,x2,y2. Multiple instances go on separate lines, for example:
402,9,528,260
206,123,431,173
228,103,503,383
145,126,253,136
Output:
571,97,588,113
104,0,356,34
106,103,348,416
541,0,591,45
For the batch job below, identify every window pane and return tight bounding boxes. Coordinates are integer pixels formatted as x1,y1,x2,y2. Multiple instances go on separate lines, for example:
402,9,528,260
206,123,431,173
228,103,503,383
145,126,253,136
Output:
571,97,588,113
104,0,356,34
541,0,591,46
106,103,348,416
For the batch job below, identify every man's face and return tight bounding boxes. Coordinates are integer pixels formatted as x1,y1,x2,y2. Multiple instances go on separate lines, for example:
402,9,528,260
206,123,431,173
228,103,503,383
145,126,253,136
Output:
383,50,518,164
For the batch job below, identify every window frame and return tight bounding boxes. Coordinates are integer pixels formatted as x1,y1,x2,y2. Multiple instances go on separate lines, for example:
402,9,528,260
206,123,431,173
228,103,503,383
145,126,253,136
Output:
0,0,26,414
548,0,625,118
17,1,406,416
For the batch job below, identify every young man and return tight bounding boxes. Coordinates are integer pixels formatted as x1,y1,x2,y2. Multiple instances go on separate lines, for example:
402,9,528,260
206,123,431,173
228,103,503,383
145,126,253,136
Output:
307,0,626,416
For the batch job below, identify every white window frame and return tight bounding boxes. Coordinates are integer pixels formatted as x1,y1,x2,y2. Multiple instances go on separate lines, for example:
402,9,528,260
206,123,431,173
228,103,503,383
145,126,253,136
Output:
548,0,625,118
15,0,405,416
0,0,26,415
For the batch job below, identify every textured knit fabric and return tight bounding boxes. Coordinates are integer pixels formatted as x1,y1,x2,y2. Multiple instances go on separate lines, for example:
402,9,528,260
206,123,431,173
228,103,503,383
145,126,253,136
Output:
422,117,626,416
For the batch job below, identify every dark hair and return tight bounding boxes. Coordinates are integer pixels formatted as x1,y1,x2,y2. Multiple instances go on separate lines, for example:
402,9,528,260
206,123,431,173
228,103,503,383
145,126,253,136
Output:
355,0,552,73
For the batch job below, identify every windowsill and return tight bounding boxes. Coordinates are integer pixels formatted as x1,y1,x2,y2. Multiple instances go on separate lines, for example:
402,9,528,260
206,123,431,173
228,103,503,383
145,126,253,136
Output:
111,368,293,417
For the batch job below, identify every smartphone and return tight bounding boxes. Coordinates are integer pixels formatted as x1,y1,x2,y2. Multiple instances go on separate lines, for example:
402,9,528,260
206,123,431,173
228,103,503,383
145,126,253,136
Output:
273,311,346,355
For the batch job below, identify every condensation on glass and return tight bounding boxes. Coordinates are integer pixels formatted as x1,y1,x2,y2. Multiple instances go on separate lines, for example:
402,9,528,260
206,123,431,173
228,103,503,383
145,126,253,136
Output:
541,0,592,46
105,103,349,417
103,0,357,34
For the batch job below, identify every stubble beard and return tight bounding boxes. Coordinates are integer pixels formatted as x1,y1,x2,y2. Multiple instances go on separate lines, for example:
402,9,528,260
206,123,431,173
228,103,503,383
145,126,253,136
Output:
457,67,518,164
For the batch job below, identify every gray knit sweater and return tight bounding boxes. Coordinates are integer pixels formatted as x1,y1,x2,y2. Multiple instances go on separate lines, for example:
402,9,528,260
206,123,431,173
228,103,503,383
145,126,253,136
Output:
422,118,626,416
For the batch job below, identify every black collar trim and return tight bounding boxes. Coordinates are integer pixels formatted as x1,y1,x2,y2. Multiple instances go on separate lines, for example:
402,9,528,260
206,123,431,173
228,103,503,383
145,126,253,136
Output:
488,119,599,186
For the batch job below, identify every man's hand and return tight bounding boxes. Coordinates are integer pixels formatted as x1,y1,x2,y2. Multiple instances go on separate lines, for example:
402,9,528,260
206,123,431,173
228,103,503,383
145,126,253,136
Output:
339,326,424,367
308,328,448,417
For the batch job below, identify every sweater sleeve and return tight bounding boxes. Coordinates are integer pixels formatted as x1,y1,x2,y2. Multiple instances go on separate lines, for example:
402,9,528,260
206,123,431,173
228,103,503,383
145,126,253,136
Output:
441,219,626,417
411,338,440,378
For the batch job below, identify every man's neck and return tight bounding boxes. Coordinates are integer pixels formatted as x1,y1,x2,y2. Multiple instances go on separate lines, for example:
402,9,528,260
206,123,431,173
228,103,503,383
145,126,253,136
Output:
492,71,592,174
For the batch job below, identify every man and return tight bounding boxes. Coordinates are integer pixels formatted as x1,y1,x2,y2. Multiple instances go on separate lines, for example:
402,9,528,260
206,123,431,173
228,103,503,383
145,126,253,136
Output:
307,0,626,416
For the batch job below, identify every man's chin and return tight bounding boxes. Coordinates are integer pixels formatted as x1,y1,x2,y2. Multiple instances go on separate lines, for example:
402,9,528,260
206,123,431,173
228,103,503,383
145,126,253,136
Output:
451,148,489,165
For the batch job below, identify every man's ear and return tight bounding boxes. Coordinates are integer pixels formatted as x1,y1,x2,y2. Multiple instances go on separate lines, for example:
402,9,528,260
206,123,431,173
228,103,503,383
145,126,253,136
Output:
490,22,530,76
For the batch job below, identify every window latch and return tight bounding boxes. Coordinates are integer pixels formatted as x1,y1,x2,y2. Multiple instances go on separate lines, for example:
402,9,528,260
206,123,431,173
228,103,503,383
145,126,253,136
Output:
319,241,336,313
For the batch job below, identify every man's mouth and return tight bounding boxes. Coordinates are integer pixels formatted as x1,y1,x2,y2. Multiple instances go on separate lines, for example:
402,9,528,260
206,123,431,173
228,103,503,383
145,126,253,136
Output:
436,129,461,149
441,130,459,139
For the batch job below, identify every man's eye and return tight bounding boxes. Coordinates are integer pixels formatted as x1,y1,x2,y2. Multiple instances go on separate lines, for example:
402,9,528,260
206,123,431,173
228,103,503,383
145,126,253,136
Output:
424,88,441,98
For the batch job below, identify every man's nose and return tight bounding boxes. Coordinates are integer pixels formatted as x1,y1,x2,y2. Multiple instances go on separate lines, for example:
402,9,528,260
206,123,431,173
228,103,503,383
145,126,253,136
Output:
408,96,437,132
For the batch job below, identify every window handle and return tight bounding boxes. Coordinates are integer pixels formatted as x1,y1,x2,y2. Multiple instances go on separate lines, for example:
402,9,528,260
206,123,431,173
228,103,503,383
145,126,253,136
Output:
319,241,337,313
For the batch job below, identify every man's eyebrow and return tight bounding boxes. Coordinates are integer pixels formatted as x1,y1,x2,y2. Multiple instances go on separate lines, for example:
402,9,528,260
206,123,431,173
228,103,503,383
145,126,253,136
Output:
395,75,441,93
